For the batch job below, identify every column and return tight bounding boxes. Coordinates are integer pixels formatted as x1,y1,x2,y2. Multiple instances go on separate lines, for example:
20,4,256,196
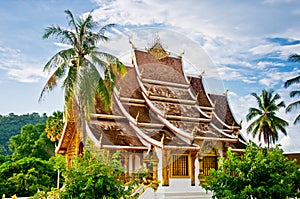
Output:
198,154,204,183
162,149,169,186
190,151,197,186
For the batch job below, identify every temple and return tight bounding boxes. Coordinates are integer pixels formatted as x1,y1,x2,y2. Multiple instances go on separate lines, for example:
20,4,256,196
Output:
56,40,247,198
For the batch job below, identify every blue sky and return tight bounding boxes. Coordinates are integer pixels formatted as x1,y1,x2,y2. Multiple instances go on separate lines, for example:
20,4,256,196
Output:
0,0,299,151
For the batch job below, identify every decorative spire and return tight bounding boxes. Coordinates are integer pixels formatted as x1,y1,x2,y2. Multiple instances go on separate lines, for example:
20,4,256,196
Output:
147,35,169,59
224,89,229,95
179,51,185,58
129,39,136,49
199,71,205,78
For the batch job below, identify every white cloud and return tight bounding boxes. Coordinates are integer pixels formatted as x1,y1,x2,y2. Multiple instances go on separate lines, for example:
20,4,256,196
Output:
258,68,300,88
0,46,46,83
53,42,72,49
257,61,284,69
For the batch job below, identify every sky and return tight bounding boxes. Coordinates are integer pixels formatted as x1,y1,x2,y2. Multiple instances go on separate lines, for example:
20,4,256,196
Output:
0,0,299,151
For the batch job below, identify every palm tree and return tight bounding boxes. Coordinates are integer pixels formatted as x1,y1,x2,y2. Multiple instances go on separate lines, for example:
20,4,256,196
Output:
284,54,300,124
45,111,64,144
39,10,125,120
246,89,289,148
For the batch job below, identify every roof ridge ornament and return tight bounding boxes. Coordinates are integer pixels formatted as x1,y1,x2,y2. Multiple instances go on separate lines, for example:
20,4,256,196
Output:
224,89,229,95
129,39,136,49
199,71,205,78
147,35,169,59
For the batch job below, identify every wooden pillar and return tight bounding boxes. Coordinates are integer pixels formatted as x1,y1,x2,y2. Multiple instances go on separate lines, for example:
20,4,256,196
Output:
132,154,136,172
139,153,143,166
190,151,197,186
151,148,159,181
198,155,204,183
162,149,170,186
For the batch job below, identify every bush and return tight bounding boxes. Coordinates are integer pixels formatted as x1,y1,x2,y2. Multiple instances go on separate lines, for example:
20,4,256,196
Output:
203,142,300,199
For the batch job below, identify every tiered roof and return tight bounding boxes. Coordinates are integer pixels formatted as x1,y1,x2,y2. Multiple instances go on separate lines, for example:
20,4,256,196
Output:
56,41,246,154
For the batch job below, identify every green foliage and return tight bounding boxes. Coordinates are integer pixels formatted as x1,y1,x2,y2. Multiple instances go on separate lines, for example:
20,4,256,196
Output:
284,54,300,124
9,123,54,161
45,111,63,143
58,149,136,199
246,89,288,148
40,10,126,121
0,157,56,197
0,113,47,155
203,142,300,199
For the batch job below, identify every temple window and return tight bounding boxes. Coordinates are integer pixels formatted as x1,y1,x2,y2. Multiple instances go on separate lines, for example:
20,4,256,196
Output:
171,154,190,178
203,156,217,176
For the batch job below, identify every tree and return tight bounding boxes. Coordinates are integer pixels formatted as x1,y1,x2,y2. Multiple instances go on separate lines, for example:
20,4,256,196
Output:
203,142,300,199
0,157,56,197
0,112,47,156
45,110,64,144
284,54,300,124
39,10,126,121
246,89,288,148
9,123,54,161
57,149,136,199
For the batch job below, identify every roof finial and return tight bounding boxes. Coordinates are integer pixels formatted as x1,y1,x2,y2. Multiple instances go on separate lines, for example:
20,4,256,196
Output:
129,39,136,49
195,92,199,99
179,51,185,58
235,131,239,139
224,89,229,95
199,71,205,78
147,34,169,59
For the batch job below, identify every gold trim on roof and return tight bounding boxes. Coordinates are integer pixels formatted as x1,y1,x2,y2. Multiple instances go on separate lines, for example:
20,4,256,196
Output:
147,38,169,59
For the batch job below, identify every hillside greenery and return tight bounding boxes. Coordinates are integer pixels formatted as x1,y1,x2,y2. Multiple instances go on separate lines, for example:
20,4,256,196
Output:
0,112,47,155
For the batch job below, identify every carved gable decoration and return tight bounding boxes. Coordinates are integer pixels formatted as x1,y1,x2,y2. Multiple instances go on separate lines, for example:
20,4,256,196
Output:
147,40,169,60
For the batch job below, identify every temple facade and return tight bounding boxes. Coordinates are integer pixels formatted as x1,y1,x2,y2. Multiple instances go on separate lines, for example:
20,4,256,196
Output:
56,41,247,198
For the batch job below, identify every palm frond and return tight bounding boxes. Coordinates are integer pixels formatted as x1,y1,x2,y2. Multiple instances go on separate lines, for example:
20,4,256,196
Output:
64,10,79,34
63,66,79,110
286,100,300,112
276,101,285,109
246,107,262,121
284,74,300,88
88,51,111,74
251,92,263,110
43,25,77,46
290,90,300,98
293,114,300,125
97,78,112,111
288,54,300,62
99,23,116,34
77,60,101,119
247,116,261,135
43,48,75,72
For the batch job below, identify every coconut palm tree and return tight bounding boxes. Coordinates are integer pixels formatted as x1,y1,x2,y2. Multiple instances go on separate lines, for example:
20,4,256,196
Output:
39,10,125,120
246,89,288,148
284,54,300,124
